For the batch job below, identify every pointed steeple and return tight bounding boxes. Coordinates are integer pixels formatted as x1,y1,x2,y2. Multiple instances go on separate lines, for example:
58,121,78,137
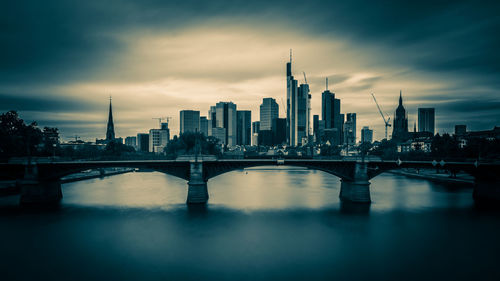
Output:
399,90,403,105
106,96,115,141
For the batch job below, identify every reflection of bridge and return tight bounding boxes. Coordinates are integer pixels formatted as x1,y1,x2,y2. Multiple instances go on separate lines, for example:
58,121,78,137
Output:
1,159,499,206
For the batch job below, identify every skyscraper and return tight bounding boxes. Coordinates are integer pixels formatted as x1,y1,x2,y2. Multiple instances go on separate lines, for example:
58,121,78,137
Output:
260,98,279,131
344,113,356,146
237,110,251,145
137,133,149,152
252,121,260,146
361,126,373,143
392,91,409,141
418,108,435,135
212,102,237,146
106,97,115,142
199,116,208,136
321,79,342,145
180,110,200,134
286,51,310,146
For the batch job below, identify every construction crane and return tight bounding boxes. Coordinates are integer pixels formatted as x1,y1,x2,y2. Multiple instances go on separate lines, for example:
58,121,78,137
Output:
152,117,172,128
371,93,391,140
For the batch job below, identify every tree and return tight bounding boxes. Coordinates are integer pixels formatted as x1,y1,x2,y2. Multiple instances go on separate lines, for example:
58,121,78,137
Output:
0,110,42,158
164,132,221,159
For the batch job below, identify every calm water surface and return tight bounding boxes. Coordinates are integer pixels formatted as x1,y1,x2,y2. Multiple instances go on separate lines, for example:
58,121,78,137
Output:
1,167,499,281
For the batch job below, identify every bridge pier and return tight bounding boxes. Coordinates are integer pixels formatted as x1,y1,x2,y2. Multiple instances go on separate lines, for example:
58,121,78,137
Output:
19,164,62,206
187,161,208,204
339,162,371,203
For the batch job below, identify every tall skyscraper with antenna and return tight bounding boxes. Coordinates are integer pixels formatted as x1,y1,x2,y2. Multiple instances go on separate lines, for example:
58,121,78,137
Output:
286,50,310,146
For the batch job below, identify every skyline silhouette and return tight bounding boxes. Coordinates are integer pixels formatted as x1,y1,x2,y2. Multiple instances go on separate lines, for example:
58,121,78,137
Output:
1,0,499,141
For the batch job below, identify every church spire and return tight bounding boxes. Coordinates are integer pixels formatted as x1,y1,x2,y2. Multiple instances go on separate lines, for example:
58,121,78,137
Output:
106,96,115,141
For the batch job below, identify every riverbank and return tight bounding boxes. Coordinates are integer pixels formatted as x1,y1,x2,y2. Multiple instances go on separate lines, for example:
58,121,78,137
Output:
0,168,135,197
60,168,135,183
387,169,474,185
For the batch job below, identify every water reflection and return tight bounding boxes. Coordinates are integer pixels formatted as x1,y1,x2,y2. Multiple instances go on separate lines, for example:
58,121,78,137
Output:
2,168,496,281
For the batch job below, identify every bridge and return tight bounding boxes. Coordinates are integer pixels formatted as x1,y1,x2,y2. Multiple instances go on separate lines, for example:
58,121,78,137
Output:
1,158,499,206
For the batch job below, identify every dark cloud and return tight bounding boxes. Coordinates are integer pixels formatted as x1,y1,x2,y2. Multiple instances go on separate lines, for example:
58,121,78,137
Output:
0,93,100,112
2,0,499,85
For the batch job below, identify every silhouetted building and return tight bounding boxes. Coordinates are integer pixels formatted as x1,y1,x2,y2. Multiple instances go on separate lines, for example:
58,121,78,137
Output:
258,130,273,146
180,110,200,134
260,98,279,131
106,98,115,142
313,115,319,141
344,113,356,146
272,118,287,145
321,80,342,145
286,52,310,146
207,106,217,137
361,126,373,143
237,110,251,145
211,102,237,146
125,136,136,148
297,83,311,145
418,108,435,135
200,116,208,136
392,91,409,141
137,133,149,152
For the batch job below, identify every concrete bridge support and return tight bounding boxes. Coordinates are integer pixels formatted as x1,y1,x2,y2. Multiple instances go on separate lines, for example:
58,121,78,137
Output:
19,164,62,206
187,161,208,204
339,162,371,203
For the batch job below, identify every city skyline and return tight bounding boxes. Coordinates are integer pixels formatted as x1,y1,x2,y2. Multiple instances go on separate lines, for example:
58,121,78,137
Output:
1,1,499,141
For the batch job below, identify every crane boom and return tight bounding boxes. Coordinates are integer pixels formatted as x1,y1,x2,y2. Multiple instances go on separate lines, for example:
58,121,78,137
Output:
371,93,387,124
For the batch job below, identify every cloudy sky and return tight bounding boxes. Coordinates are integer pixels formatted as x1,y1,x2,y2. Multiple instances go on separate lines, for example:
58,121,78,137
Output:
1,0,499,141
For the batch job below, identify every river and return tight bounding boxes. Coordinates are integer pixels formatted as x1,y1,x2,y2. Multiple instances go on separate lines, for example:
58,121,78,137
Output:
1,167,499,281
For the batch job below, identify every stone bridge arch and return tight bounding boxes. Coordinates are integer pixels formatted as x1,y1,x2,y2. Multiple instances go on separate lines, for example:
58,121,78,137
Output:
202,160,356,181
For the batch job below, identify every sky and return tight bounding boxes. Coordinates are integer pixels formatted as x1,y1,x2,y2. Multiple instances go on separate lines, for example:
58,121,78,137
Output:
1,0,499,142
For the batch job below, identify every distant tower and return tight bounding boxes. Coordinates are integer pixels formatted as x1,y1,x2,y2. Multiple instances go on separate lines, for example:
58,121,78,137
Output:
106,97,115,141
392,90,409,141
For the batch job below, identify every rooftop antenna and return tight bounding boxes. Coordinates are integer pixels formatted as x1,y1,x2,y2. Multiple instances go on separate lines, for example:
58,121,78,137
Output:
290,49,292,63
303,72,308,84
326,77,329,90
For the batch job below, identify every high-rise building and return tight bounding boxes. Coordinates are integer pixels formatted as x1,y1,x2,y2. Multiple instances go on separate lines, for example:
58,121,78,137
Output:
210,102,237,146
344,113,356,146
237,110,251,145
418,108,435,135
272,118,287,145
313,115,320,141
286,52,310,146
106,97,115,142
252,121,260,146
392,91,409,141
207,106,217,137
321,80,342,145
212,127,227,145
199,116,208,136
260,98,279,131
137,133,149,152
149,122,170,153
125,136,136,148
361,126,373,143
180,110,200,134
